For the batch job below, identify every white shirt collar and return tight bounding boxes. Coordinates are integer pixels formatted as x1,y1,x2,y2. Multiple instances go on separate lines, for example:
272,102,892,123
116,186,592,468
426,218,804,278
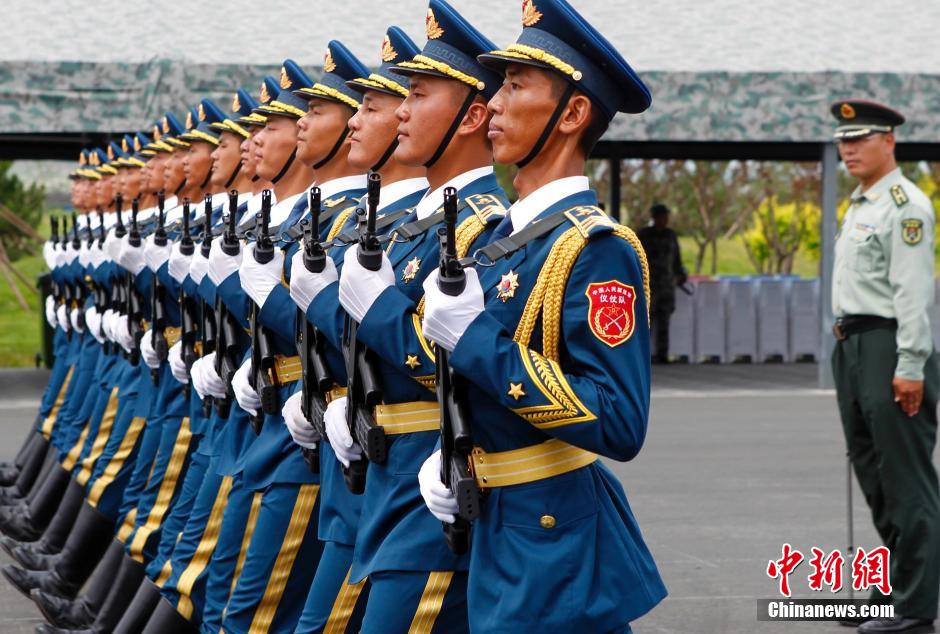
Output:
270,191,305,226
237,190,277,226
317,174,368,201
377,177,430,212
509,176,590,234
414,166,494,220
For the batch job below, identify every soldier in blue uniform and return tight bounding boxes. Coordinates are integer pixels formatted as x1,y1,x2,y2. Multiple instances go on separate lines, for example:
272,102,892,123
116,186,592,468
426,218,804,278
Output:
418,0,667,631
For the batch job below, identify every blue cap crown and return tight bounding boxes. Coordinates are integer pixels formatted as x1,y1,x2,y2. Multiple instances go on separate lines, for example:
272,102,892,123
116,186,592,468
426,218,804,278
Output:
347,26,421,98
295,40,369,110
478,0,651,119
255,59,313,119
390,0,502,99
212,88,260,138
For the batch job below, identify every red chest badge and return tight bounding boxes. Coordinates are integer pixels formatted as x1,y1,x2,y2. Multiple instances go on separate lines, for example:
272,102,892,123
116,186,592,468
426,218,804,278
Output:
585,281,636,347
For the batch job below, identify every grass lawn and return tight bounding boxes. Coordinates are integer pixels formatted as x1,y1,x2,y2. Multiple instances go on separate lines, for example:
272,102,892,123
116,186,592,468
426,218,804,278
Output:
0,252,46,367
678,236,820,278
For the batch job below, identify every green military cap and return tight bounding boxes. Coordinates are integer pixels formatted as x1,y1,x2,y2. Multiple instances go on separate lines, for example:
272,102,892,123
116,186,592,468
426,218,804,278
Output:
831,99,905,140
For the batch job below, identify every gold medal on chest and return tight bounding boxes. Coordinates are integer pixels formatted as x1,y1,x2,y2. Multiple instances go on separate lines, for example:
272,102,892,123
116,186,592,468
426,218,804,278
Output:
402,257,421,283
496,269,519,302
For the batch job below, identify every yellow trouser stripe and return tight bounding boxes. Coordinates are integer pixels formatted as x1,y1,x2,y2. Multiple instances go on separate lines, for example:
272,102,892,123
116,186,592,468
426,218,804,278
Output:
175,476,233,619
41,367,74,438
408,572,453,634
323,567,367,634
248,484,319,633
116,508,138,543
155,559,173,588
230,492,264,595
76,387,120,486
129,418,192,562
87,416,146,506
61,425,90,471
375,401,440,435
472,438,598,489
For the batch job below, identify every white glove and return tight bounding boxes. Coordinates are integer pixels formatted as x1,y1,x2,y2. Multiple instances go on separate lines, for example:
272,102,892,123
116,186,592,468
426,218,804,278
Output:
85,306,105,343
140,329,160,369
238,243,284,308
43,242,57,270
56,304,70,332
55,244,69,267
90,242,108,268
324,397,362,467
232,357,261,416
117,235,147,275
45,296,57,328
101,308,115,340
289,249,338,313
115,315,134,353
144,234,172,272
419,450,459,524
78,243,91,267
190,252,209,285
421,268,484,352
282,391,320,449
168,242,193,284
105,230,122,261
338,248,395,323
208,236,241,286
193,353,228,399
69,307,84,333
64,243,79,264
168,341,189,385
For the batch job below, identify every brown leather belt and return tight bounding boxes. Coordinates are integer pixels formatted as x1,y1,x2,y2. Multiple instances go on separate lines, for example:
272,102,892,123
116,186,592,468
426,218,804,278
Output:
833,315,897,341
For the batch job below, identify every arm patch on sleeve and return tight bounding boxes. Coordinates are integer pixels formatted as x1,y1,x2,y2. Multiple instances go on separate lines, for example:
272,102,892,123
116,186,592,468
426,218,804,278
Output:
901,218,924,245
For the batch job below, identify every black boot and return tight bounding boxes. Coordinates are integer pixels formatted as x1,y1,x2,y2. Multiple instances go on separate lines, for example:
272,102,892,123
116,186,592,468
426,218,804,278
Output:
8,432,50,491
31,540,125,629
0,426,44,486
141,597,198,634
0,464,70,541
84,556,146,633
0,445,55,506
113,580,162,634
34,624,87,634
9,479,85,568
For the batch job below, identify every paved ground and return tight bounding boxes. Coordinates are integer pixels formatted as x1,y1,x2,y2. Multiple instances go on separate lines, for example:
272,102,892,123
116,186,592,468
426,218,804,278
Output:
0,364,936,633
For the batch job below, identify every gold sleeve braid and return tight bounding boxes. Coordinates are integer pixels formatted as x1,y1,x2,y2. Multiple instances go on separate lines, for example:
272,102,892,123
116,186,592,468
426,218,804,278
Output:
509,222,650,428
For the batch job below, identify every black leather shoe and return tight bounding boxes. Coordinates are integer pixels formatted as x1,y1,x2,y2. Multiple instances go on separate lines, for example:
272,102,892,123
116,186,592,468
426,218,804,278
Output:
1,564,77,600
0,464,19,486
10,544,56,570
858,617,936,633
32,589,97,629
0,534,24,556
841,616,872,626
34,624,89,634
0,485,24,505
0,505,43,541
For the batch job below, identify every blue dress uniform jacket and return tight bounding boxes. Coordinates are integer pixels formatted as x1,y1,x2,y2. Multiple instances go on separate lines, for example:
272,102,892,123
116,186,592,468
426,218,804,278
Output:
309,171,508,581
446,190,667,632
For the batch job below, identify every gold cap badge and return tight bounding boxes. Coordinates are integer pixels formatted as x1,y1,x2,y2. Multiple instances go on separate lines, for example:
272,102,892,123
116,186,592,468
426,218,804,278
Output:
121,138,129,153
841,103,856,119
198,103,206,121
232,93,241,113
107,146,114,160
522,0,543,26
426,8,444,39
280,66,291,89
133,136,141,151
323,49,337,73
79,151,86,166
185,111,193,130
381,35,397,63
260,81,271,103
153,125,161,141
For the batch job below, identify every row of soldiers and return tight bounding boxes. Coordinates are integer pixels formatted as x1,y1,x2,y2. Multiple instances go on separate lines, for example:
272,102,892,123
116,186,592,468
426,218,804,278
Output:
0,1,666,632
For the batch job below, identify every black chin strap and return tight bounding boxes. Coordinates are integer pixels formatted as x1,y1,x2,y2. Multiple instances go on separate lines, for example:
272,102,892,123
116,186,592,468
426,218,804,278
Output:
271,148,297,183
251,175,260,182
371,138,399,172
200,168,213,190
314,127,349,170
224,163,241,189
515,83,576,169
424,88,477,168
174,180,186,196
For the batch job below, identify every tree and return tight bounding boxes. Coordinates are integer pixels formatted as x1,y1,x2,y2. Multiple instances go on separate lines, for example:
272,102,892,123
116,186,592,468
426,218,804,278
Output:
0,161,45,261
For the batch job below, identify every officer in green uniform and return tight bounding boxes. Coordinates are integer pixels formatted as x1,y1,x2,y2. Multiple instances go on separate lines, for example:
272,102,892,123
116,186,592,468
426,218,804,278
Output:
830,99,940,634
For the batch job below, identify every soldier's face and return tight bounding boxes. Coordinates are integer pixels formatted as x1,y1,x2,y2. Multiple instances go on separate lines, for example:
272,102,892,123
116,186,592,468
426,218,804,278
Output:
184,142,213,189
487,64,563,165
164,151,186,193
95,177,112,208
395,74,474,167
240,129,259,180
837,133,896,181
123,168,142,201
146,155,168,193
296,99,353,166
347,91,403,172
210,131,242,190
254,116,298,181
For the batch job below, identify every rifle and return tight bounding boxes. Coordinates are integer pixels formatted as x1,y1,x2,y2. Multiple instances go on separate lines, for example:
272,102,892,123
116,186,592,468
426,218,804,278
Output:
296,187,332,473
213,190,242,419
49,217,61,304
126,198,144,365
178,198,199,401
435,187,480,554
199,195,218,416
109,194,127,357
341,173,385,494
247,189,278,433
150,191,168,383
72,213,88,330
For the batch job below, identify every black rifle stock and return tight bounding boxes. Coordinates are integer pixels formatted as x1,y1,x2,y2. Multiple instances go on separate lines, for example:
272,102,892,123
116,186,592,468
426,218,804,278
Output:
127,198,144,365
178,198,199,401
341,173,385,494
150,191,168,383
435,186,480,554
248,189,278,434
214,190,242,419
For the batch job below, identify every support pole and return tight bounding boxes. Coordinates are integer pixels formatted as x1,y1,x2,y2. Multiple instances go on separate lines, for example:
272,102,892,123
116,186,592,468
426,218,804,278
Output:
818,142,838,389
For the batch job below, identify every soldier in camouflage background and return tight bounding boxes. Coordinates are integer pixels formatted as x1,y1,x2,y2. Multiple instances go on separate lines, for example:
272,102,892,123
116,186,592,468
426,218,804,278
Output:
638,203,687,364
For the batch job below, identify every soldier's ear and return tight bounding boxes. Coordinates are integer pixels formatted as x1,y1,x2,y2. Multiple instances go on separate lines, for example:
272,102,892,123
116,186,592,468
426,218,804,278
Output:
558,93,592,137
